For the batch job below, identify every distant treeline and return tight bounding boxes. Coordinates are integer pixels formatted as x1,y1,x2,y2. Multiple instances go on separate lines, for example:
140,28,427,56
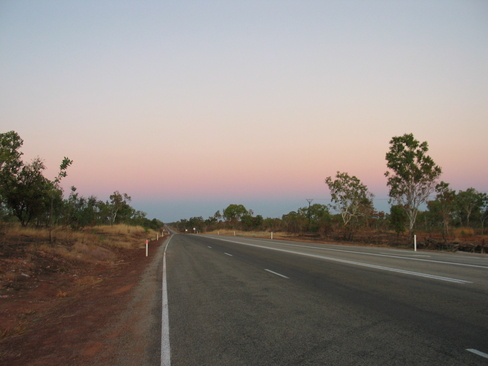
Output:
172,134,487,242
0,131,163,231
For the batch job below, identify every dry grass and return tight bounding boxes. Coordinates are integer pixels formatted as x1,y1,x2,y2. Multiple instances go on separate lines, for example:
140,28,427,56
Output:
453,227,475,238
1,223,157,264
204,229,289,239
74,275,101,286
0,321,28,340
1,224,154,243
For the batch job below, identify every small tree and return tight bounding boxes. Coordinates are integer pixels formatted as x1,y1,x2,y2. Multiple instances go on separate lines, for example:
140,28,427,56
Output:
325,171,374,239
432,181,456,240
453,188,487,227
389,204,407,239
108,191,132,225
385,133,442,243
48,157,72,241
10,158,51,226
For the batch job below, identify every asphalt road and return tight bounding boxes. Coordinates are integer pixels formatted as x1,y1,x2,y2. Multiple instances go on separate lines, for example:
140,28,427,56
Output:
164,234,488,365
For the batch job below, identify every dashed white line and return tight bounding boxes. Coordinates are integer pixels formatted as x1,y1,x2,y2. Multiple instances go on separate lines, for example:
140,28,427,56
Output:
207,246,212,248
467,348,488,359
214,238,472,284
224,252,233,256
265,269,289,279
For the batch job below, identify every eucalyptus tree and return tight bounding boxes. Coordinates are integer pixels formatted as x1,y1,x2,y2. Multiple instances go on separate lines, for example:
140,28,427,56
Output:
223,204,248,228
325,171,374,238
385,133,442,242
108,191,132,225
453,188,487,227
433,181,456,238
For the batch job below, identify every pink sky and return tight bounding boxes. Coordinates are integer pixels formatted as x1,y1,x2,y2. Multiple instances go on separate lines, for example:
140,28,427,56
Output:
1,1,487,222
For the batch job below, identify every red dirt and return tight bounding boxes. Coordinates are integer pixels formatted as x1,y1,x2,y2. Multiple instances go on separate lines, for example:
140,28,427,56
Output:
0,237,164,366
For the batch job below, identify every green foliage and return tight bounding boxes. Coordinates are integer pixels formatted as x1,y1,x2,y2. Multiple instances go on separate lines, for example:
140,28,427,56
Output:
223,204,248,221
385,133,442,240
1,154,50,226
108,191,132,225
453,188,487,227
325,171,374,230
297,204,331,232
426,181,456,238
282,210,305,233
0,131,163,230
389,204,407,236
0,131,23,173
241,214,263,230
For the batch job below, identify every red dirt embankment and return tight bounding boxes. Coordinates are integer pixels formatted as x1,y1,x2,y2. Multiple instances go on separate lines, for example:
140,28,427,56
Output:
0,232,165,366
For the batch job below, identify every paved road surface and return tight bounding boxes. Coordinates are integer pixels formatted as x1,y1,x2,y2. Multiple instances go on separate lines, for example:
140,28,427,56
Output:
163,234,488,365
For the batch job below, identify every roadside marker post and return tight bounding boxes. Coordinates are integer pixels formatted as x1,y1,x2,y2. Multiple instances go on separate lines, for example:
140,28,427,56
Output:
414,235,417,252
146,240,149,257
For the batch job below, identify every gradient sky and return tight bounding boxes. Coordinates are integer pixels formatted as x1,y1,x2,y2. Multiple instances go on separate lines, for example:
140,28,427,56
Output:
1,1,487,223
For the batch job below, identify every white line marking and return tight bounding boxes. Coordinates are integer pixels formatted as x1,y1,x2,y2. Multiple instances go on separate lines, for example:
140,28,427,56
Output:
161,236,172,366
207,235,488,269
467,348,488,359
207,246,212,248
265,269,289,279
214,238,472,284
224,252,233,256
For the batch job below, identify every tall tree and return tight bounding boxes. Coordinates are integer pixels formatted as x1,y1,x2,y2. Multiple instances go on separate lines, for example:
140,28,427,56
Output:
0,131,23,173
223,204,248,228
385,133,442,242
325,171,374,238
0,131,24,210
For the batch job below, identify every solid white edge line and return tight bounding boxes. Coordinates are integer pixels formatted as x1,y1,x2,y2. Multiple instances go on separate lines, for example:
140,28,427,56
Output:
265,269,289,279
161,235,172,366
467,348,488,359
214,238,472,284
206,235,488,269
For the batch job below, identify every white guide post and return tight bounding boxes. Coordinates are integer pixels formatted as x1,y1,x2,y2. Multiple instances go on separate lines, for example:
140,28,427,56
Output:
146,239,149,257
414,235,417,252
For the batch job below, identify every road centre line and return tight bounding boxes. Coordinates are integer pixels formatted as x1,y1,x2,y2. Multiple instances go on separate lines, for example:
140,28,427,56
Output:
224,252,233,256
265,269,289,279
161,235,172,366
207,246,212,248
467,348,488,359
214,238,472,284
211,236,488,270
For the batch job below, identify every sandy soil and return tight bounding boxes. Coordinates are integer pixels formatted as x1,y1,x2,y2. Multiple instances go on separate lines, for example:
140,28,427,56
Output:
0,237,165,366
